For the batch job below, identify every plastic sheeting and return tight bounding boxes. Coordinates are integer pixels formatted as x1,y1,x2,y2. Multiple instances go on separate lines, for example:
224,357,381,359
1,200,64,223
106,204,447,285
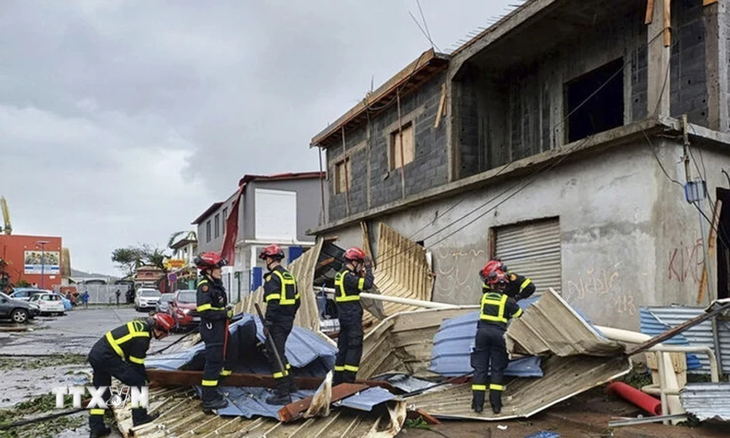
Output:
429,298,543,377
146,313,336,419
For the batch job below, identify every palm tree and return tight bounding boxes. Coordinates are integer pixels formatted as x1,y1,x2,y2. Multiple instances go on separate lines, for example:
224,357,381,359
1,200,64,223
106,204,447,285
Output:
167,231,187,250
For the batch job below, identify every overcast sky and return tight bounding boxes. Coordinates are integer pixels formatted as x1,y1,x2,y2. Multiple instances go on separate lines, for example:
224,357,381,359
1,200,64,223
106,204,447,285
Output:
0,0,517,275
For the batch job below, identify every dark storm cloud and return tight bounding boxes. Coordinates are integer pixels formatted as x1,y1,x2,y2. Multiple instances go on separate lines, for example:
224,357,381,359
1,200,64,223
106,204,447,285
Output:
0,0,516,274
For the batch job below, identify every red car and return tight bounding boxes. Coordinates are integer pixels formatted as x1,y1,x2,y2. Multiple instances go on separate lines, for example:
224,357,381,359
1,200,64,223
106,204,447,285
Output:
169,289,199,330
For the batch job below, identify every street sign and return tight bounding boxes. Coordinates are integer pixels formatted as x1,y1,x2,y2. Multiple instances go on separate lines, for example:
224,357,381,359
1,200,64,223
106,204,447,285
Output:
164,259,186,270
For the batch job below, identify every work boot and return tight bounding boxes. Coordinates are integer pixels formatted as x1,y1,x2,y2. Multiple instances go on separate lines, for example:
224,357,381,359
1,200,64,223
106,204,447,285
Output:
132,408,159,426
202,396,228,411
89,426,111,438
472,392,485,414
491,404,501,415
265,392,292,405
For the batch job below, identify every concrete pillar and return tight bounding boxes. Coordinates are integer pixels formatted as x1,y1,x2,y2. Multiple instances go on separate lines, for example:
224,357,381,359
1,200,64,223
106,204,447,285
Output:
705,1,729,132
647,0,671,118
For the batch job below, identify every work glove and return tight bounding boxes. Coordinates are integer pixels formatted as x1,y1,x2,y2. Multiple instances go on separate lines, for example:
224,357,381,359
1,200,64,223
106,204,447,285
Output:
226,305,234,320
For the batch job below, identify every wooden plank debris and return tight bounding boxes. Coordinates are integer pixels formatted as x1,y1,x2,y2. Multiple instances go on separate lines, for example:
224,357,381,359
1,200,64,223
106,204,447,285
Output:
698,199,722,303
645,0,655,24
434,83,447,129
146,369,393,391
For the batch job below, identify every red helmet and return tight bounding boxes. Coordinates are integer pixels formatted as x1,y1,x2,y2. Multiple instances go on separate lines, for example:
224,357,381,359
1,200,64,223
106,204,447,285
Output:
487,271,508,286
344,247,367,262
194,252,227,270
259,244,285,260
149,313,175,333
480,259,507,280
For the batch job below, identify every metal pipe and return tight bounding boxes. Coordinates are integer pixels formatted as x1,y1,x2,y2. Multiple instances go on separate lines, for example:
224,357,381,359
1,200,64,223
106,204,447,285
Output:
314,287,459,309
656,351,669,423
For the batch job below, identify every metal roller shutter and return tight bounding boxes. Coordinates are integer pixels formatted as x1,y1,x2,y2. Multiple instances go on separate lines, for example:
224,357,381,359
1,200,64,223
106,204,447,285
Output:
494,219,561,294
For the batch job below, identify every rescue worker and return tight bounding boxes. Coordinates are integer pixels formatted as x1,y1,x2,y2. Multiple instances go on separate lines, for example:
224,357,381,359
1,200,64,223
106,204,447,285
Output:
480,258,536,301
87,312,174,438
471,270,523,415
259,244,300,405
333,247,374,385
194,252,232,411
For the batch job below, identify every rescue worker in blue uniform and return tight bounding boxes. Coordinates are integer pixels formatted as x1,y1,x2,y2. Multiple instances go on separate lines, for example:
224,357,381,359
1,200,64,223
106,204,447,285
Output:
333,247,374,385
472,270,523,415
482,258,536,301
87,312,174,438
259,244,301,405
194,251,232,411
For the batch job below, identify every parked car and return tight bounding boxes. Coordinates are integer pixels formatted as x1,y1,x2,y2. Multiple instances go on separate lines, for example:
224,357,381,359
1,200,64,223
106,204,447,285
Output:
156,293,175,314
0,292,40,323
9,288,45,301
28,292,66,316
134,288,161,312
169,289,199,330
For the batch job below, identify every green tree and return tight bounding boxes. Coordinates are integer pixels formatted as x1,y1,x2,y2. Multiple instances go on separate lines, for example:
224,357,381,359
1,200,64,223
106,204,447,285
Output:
111,247,145,277
144,246,170,274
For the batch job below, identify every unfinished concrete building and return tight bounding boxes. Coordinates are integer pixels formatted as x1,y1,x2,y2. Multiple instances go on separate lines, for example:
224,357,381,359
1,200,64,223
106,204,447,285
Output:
310,0,730,330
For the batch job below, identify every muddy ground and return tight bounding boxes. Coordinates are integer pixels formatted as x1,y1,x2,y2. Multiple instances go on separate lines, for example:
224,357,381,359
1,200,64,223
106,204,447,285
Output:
0,307,726,438
0,306,185,438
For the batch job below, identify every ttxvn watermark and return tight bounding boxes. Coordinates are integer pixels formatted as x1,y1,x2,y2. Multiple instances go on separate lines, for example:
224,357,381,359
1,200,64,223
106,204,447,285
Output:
53,386,149,410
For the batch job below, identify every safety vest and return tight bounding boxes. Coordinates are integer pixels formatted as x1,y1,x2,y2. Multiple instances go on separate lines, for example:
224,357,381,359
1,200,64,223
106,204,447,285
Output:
480,292,522,323
264,270,300,306
334,271,364,303
104,320,149,364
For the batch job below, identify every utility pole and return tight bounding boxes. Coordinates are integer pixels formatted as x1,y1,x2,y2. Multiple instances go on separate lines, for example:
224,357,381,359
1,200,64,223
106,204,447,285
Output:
681,115,723,373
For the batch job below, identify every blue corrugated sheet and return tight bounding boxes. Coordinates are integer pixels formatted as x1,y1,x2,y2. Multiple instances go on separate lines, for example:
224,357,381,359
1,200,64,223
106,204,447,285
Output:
147,313,336,419
376,374,436,393
639,308,701,370
429,297,543,377
335,387,396,412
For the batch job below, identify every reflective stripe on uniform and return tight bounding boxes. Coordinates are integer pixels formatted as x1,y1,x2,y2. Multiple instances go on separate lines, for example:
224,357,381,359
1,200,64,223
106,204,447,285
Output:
201,379,218,387
490,384,504,391
273,371,286,379
334,365,345,372
344,364,359,372
90,409,106,415
129,356,145,365
220,369,232,376
513,308,524,318
519,278,532,292
198,279,209,287
286,363,291,370
334,272,360,302
264,294,281,302
480,293,508,322
197,303,225,312
105,321,149,359
472,384,487,391
357,277,365,290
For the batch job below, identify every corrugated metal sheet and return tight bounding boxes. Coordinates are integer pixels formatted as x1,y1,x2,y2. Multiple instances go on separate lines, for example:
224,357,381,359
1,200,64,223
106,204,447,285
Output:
428,299,544,377
495,219,562,294
233,238,325,335
115,387,408,437
506,289,625,358
641,305,730,374
363,224,434,328
639,308,702,370
360,307,476,379
679,382,730,421
406,289,631,420
335,387,396,412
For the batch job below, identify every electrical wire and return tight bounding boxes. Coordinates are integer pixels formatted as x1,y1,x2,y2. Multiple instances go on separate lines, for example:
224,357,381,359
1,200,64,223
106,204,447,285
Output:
373,30,668,268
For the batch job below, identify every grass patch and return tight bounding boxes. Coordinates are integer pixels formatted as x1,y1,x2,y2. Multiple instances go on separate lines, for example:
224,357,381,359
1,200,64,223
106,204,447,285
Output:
0,412,85,438
0,354,87,370
404,417,431,430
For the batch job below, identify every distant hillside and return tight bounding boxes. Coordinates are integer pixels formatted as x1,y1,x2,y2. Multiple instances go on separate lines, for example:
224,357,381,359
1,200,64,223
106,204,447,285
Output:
71,268,117,279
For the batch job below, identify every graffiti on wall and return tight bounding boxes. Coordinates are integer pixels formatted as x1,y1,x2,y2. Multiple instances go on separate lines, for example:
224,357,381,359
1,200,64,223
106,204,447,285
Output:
667,238,704,284
565,262,636,316
433,247,485,302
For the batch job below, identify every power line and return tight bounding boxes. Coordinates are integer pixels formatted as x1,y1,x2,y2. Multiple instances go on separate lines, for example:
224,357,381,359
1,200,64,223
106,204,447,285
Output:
374,30,668,268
